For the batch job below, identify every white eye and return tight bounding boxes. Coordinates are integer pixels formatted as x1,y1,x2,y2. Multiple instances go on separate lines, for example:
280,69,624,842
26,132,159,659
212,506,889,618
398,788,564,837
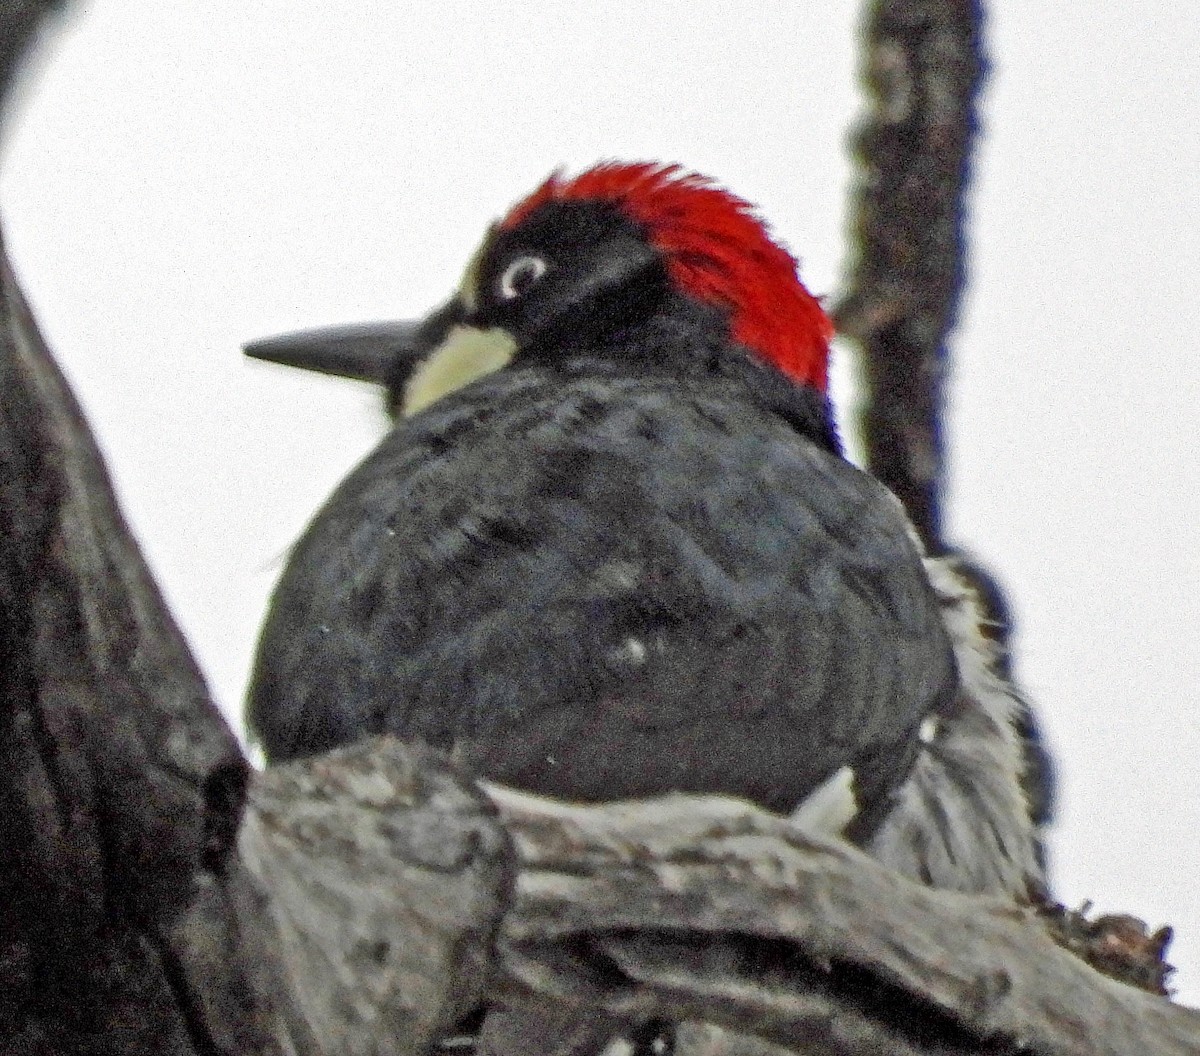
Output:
497,255,548,301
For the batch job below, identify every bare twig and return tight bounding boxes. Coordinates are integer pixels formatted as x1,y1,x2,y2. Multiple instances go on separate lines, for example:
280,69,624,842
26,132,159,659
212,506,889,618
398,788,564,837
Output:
836,0,987,553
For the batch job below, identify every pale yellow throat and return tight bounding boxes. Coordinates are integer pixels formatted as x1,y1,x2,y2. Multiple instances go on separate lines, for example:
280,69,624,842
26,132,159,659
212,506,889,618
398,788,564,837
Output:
401,324,517,416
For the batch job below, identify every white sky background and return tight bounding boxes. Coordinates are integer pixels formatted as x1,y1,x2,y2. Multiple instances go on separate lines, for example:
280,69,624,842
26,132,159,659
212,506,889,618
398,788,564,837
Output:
3,0,1198,1004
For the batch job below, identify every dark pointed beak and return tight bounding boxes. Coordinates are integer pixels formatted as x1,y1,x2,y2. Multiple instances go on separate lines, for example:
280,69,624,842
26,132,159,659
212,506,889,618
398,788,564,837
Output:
244,320,424,386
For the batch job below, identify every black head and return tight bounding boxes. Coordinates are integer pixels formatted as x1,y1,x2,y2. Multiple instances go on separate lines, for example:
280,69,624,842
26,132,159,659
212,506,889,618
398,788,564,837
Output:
247,199,669,417
246,162,834,423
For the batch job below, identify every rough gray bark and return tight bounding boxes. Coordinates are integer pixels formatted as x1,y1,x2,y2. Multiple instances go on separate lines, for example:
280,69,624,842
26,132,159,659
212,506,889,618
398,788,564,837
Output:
493,787,1200,1055
234,741,1200,1056
236,743,513,1056
0,7,268,1053
0,193,269,1052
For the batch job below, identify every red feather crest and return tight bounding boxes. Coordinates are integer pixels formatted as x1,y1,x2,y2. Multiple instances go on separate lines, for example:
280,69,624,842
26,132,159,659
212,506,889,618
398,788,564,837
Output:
502,162,832,391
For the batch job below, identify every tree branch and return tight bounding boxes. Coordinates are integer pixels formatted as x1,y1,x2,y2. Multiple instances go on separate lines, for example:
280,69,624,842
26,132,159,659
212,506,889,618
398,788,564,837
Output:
236,742,513,1056
836,0,986,553
237,740,1200,1056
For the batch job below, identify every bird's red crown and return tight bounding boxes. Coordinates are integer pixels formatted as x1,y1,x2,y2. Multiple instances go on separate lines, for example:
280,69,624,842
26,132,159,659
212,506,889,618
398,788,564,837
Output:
502,162,833,391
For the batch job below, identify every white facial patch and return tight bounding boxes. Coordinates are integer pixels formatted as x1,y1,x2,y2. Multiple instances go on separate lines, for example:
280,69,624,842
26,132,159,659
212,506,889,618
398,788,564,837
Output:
402,324,517,416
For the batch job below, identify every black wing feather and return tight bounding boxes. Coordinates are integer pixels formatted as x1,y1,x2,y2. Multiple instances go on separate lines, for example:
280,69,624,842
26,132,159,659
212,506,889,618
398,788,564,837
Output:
248,370,956,819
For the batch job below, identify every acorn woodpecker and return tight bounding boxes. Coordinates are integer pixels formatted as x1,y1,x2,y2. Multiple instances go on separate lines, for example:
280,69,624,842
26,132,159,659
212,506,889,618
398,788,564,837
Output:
246,163,1040,895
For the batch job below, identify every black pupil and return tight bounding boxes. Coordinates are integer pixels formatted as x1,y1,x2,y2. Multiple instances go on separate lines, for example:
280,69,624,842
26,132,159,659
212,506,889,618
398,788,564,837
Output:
507,258,540,296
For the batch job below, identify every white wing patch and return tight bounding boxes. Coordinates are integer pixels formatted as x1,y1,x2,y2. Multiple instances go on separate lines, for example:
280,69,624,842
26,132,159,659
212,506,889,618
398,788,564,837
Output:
919,716,940,745
790,764,858,835
865,555,1041,896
